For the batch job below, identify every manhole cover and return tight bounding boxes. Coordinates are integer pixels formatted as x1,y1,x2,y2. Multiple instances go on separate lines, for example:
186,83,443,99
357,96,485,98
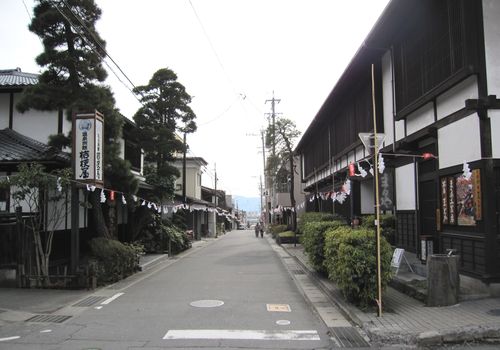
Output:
487,309,500,316
190,300,224,308
276,320,291,325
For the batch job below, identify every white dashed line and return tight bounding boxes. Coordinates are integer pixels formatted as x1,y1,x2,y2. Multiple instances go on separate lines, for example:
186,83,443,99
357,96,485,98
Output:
0,336,20,342
101,293,124,305
163,329,320,340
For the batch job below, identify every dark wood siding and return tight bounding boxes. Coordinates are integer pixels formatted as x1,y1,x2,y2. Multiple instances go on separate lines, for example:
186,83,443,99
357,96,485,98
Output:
394,0,480,117
396,211,417,253
440,234,486,276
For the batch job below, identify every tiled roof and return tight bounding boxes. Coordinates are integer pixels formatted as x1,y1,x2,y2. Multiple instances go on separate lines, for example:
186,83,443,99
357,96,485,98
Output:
0,128,70,164
0,68,38,87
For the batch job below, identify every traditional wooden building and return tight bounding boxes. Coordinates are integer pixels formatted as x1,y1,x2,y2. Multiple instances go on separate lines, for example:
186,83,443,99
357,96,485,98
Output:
295,0,500,287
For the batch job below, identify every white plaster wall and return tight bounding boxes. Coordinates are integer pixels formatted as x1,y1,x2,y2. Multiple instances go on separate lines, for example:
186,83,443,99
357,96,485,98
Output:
0,94,9,129
395,163,415,210
347,151,355,164
118,138,125,159
483,0,500,96
395,119,405,141
12,94,58,143
355,146,364,161
490,110,500,158
406,102,434,136
360,179,374,214
436,76,478,120
438,114,481,169
381,50,394,146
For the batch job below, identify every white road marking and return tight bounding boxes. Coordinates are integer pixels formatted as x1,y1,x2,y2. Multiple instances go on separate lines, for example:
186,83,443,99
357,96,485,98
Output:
101,293,124,305
94,306,103,310
0,336,20,342
40,329,52,333
163,329,320,340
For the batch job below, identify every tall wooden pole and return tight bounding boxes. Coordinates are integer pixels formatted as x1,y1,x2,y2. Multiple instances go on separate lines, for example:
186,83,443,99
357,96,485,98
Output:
371,64,383,317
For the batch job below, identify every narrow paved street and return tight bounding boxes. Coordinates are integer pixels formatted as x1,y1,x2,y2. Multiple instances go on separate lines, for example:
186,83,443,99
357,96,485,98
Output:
0,230,340,349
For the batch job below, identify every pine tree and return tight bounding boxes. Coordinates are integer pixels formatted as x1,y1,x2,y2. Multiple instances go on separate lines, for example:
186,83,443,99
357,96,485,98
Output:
133,68,197,203
17,0,137,239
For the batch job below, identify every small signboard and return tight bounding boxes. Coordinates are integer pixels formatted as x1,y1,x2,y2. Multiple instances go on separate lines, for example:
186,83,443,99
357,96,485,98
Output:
73,111,104,184
391,248,405,270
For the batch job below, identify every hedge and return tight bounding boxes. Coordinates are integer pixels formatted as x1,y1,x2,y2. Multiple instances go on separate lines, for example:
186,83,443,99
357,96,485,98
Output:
89,238,143,285
360,214,396,246
297,212,339,234
269,224,288,238
301,220,345,273
324,226,393,309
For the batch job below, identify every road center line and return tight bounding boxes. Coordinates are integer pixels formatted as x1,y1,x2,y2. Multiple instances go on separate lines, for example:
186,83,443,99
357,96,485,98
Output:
101,293,124,305
163,329,320,341
0,336,20,342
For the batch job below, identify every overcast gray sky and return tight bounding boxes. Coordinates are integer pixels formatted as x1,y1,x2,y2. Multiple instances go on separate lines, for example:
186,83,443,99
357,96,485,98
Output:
1,0,390,198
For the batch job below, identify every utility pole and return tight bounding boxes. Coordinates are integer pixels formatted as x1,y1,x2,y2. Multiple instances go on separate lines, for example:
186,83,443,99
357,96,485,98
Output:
265,91,281,157
214,163,218,207
182,133,187,203
265,92,281,226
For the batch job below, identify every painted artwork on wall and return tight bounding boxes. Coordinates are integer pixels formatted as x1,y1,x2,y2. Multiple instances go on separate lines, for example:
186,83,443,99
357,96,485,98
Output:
456,176,475,226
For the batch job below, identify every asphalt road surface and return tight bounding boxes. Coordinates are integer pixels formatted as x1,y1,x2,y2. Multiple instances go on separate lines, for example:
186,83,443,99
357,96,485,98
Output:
0,230,338,349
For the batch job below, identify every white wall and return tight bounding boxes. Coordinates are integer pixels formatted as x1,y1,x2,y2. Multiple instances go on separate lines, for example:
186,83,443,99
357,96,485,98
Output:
406,102,434,136
490,110,500,158
436,75,478,120
438,114,482,169
395,119,405,141
381,50,394,146
360,179,374,214
395,163,415,210
12,93,58,144
483,0,500,96
0,94,9,129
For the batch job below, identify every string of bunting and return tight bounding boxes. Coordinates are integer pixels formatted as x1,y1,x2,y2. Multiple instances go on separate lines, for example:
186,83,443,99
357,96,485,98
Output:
0,174,237,221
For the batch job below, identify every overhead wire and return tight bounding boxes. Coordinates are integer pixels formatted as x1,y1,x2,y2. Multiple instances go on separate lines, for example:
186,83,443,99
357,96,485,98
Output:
45,0,238,195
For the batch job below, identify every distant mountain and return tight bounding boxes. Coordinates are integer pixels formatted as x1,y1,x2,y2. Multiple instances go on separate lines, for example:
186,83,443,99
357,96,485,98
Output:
233,196,260,212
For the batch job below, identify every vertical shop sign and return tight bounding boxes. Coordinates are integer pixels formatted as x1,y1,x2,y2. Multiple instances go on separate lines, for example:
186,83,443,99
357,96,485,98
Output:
448,177,456,225
472,169,482,220
441,177,448,225
379,169,394,211
73,111,104,184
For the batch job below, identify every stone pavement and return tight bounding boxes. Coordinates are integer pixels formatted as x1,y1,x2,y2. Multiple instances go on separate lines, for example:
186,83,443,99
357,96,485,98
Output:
280,243,500,347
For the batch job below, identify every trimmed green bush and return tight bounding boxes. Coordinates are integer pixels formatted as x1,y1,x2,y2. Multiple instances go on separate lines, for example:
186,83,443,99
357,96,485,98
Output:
361,214,396,246
139,216,191,254
277,230,298,244
278,230,295,238
89,238,143,285
324,227,393,309
297,212,340,234
269,224,288,238
301,220,344,274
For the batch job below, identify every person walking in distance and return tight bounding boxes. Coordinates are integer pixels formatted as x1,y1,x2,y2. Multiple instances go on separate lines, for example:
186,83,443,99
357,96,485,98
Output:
259,222,264,238
254,222,260,238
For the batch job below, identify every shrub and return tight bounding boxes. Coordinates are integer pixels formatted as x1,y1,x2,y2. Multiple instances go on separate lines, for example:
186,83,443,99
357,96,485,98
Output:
138,216,191,254
361,214,396,246
297,212,340,234
269,224,288,238
301,220,345,274
277,230,298,244
89,237,143,285
324,227,393,309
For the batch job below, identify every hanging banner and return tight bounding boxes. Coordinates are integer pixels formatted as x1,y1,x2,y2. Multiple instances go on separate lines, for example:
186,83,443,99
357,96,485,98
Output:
441,177,449,225
378,169,394,211
448,177,456,225
73,111,104,184
472,169,482,221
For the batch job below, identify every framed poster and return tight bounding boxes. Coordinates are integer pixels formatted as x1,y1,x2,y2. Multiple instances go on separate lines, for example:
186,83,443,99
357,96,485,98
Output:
456,175,475,226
